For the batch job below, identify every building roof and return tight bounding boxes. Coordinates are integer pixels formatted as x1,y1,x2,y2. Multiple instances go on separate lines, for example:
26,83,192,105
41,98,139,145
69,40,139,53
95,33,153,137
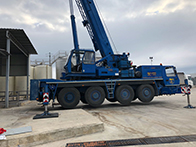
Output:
0,28,37,57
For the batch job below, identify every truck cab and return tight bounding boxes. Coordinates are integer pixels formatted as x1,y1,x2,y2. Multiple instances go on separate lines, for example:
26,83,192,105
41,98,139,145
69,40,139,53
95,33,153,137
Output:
63,49,96,79
163,66,180,86
185,74,194,88
136,65,179,86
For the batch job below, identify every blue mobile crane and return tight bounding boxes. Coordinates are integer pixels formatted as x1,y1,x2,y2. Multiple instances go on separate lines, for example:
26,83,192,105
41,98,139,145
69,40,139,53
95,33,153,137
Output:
30,0,187,110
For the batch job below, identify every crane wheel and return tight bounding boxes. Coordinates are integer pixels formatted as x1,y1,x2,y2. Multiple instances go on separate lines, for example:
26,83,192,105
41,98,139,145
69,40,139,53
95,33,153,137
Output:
85,86,105,107
115,85,134,105
58,88,80,108
136,84,155,103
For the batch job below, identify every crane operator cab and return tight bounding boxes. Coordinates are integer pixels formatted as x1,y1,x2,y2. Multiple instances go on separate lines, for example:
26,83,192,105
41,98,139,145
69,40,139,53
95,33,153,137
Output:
63,49,96,79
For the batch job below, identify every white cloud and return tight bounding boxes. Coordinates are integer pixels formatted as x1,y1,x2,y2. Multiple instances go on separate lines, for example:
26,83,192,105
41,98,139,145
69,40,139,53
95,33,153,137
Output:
146,0,184,15
0,0,70,32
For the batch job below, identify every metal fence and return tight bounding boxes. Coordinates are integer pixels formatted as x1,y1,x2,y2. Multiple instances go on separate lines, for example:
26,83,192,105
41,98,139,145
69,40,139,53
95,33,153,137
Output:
31,50,68,66
0,91,29,107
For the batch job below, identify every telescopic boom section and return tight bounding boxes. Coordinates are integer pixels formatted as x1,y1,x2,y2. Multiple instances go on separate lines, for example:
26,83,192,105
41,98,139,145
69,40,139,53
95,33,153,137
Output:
75,0,114,57
69,0,79,50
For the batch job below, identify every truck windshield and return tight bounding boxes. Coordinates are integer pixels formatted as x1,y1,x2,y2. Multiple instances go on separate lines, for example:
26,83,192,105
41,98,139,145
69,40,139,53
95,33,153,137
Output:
165,67,176,77
188,75,192,80
83,52,95,64
71,50,85,66
71,53,84,66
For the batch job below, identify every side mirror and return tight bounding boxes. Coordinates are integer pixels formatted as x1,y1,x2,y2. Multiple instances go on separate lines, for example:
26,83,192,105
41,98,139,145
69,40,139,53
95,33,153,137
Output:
184,79,188,86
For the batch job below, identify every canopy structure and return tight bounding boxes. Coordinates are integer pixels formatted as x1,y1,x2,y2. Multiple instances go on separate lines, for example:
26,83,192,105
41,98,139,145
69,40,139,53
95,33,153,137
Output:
0,28,37,108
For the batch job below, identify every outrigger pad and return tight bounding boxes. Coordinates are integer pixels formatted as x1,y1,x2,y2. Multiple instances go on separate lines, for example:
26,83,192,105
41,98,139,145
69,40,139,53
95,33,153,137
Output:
184,105,196,109
33,111,59,119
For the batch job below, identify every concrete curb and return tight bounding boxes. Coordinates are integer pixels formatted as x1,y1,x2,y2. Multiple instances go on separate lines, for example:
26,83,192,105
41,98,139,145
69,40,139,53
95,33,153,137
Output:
0,107,104,147
0,122,104,147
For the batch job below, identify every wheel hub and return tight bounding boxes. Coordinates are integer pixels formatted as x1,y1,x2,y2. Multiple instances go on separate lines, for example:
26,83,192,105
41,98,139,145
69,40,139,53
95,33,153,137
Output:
143,88,151,98
144,90,150,96
121,89,130,100
65,93,74,103
91,90,101,101
92,93,99,99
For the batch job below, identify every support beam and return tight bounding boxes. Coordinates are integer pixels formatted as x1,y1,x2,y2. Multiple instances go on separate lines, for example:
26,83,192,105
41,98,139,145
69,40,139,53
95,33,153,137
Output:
5,31,11,108
0,48,10,56
27,55,30,100
7,32,28,57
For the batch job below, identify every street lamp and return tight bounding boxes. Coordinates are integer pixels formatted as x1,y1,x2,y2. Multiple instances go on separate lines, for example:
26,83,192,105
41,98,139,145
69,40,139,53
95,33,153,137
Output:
149,57,153,65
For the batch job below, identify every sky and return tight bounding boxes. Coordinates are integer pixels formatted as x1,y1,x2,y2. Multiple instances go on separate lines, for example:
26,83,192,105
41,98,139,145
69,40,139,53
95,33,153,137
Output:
0,0,196,74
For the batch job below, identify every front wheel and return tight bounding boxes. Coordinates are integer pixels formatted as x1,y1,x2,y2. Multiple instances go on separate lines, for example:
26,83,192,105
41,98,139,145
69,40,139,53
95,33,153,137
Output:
85,86,105,107
136,84,155,103
58,88,80,108
115,85,134,105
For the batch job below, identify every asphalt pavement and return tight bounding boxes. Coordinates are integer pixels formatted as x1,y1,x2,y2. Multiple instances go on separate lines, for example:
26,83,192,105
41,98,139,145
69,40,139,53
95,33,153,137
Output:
0,88,196,147
37,87,196,147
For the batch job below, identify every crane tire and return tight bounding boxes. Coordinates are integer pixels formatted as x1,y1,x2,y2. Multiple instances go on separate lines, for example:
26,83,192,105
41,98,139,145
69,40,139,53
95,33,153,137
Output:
85,86,105,107
58,88,80,108
115,85,134,105
136,84,155,103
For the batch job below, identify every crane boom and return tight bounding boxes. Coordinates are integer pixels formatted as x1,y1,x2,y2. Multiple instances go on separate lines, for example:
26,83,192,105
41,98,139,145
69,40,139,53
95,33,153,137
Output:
69,0,79,50
75,0,114,57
